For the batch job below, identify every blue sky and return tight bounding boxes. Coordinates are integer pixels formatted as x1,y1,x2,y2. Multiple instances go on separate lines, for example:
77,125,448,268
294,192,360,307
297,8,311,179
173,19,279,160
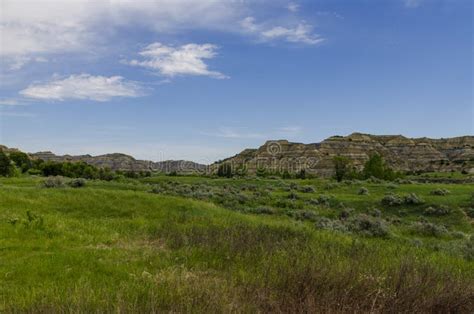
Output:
0,0,472,163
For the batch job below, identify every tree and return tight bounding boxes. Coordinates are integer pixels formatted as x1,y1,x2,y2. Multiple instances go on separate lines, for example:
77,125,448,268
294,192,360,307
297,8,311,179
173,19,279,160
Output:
9,151,32,173
0,151,15,177
363,153,385,179
217,163,233,178
362,153,399,180
333,156,351,182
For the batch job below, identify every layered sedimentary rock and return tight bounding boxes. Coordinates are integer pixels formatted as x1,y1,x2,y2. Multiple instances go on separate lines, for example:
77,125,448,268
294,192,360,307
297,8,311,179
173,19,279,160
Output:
213,133,474,177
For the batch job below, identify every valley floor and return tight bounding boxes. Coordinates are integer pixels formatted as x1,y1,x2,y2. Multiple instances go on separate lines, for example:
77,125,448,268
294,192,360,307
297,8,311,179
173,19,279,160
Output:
1,175,473,312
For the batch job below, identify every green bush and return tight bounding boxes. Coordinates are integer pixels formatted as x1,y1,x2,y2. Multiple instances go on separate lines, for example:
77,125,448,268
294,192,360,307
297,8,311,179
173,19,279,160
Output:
358,187,369,195
299,185,315,193
0,151,15,177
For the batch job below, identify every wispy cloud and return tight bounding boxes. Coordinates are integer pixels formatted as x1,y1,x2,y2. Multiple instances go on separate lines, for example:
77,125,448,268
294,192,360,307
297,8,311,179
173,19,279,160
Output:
240,17,324,45
276,126,302,136
202,127,265,139
19,74,144,102
287,2,300,13
403,0,423,8
8,56,48,71
202,126,303,140
127,42,228,79
0,98,23,106
0,111,36,118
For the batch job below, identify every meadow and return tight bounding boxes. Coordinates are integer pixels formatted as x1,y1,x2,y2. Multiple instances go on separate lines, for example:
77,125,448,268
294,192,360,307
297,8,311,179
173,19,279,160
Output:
1,174,473,312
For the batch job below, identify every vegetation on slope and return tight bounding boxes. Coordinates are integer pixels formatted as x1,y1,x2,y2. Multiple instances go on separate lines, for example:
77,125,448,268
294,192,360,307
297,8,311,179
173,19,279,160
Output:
0,176,473,312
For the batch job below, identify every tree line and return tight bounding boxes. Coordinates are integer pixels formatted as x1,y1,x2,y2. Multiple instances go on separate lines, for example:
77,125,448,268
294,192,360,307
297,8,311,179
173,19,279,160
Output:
0,150,151,180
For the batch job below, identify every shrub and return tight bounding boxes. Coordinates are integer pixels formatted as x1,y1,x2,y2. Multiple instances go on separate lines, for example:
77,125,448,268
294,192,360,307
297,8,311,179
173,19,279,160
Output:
384,183,398,189
465,208,474,218
423,205,450,216
317,195,332,207
358,187,369,195
339,208,354,220
411,221,448,237
289,210,319,222
463,235,474,260
324,182,340,190
314,217,347,232
299,185,315,193
381,194,403,206
430,188,450,196
370,208,382,217
68,178,86,188
404,193,424,205
348,214,390,237
42,176,66,188
249,207,276,215
307,198,319,206
450,231,466,239
287,192,299,200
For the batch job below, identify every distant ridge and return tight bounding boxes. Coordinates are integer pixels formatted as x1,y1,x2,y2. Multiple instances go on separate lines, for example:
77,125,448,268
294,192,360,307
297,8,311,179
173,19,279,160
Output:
27,151,207,173
212,133,474,176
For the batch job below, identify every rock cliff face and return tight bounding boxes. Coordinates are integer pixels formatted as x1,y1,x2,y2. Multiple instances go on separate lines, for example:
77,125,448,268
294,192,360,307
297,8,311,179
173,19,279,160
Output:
28,151,207,173
214,133,474,177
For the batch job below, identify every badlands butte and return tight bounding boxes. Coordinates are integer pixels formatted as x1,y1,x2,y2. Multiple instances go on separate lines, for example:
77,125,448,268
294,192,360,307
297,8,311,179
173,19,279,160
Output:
4,133,474,176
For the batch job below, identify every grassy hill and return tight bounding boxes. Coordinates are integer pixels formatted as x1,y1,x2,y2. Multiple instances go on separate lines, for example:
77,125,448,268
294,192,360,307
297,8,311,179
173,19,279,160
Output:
0,176,473,312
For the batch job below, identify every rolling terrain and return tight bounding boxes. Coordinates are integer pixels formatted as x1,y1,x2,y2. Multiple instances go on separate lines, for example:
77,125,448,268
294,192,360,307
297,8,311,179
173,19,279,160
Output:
1,174,473,312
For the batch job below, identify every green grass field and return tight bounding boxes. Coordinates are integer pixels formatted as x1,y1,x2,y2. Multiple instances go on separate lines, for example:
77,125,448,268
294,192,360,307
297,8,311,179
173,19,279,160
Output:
1,175,473,312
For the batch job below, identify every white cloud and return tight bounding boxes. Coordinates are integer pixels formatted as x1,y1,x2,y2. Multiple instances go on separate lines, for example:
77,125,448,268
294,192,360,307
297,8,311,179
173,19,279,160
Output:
0,0,244,63
128,43,228,79
8,56,48,71
240,17,324,45
19,74,143,102
287,2,300,13
404,0,423,8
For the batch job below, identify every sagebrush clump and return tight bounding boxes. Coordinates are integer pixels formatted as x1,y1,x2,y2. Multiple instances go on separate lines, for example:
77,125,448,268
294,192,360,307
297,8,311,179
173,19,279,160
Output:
42,176,66,188
424,205,451,216
381,194,403,206
348,214,390,237
68,178,86,188
430,188,450,196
